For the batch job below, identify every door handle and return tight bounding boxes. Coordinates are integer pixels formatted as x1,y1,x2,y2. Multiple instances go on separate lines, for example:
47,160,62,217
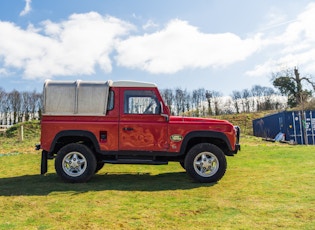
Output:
123,127,134,131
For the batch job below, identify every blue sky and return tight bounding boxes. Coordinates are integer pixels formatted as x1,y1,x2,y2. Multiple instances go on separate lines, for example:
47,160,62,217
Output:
0,0,315,95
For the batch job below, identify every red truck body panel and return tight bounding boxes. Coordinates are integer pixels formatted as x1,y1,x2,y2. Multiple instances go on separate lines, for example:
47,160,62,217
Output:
41,113,237,154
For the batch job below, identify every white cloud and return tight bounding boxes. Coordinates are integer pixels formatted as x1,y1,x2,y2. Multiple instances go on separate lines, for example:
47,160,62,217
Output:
0,15,263,79
281,3,315,45
258,7,293,33
0,68,9,76
116,19,262,74
0,12,133,79
247,2,315,77
20,0,32,16
245,61,275,77
245,58,293,77
142,20,159,31
2,3,315,81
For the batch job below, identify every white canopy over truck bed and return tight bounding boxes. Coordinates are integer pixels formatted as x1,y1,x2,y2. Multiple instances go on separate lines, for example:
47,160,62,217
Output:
43,80,112,115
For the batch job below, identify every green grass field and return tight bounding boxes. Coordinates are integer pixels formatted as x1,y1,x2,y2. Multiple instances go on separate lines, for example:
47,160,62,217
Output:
0,123,314,229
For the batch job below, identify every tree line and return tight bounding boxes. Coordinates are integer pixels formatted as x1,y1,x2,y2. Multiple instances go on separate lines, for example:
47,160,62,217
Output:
1,67,314,124
160,85,287,116
161,68,315,116
1,84,283,125
0,88,42,125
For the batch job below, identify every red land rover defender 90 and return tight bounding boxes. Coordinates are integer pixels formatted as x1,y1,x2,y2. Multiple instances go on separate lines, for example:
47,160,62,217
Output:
37,80,240,183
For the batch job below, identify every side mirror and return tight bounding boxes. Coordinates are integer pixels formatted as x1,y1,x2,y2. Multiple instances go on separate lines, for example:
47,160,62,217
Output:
161,113,169,122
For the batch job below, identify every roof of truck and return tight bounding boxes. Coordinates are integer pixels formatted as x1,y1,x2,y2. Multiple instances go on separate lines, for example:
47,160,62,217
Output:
44,79,157,88
110,80,157,88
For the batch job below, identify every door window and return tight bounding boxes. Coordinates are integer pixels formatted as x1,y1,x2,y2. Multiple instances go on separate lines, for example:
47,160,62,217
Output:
124,90,160,114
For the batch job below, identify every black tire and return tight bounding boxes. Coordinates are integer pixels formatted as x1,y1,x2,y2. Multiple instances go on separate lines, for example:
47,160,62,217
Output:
55,143,97,183
179,161,185,169
184,143,227,183
95,162,105,173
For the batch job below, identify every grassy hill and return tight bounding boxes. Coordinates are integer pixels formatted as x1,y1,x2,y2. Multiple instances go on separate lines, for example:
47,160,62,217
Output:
4,120,40,138
214,111,274,135
0,120,40,155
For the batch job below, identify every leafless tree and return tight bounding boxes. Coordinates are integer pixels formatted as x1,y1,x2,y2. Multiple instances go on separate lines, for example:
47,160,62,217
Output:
7,90,22,124
205,90,213,116
241,89,251,113
231,91,241,113
251,85,264,111
206,90,222,115
175,88,185,115
212,91,222,115
0,87,6,124
21,91,32,121
192,88,205,117
184,91,191,114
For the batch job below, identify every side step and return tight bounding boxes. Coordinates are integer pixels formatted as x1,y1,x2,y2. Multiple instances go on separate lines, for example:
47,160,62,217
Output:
102,159,168,165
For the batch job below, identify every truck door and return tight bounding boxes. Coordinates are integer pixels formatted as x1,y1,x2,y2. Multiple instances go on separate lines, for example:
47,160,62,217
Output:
119,89,169,151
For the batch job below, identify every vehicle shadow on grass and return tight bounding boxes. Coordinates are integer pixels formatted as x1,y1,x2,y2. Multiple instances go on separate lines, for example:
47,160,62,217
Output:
0,172,216,196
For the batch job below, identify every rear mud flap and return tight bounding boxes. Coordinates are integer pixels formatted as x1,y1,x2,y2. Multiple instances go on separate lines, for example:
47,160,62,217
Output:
41,151,48,175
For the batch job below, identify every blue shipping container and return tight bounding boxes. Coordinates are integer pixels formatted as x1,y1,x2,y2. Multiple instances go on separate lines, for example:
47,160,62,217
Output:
253,110,315,145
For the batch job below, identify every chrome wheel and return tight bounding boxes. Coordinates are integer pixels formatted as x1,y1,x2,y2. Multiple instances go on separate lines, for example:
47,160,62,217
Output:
193,152,219,177
62,151,87,177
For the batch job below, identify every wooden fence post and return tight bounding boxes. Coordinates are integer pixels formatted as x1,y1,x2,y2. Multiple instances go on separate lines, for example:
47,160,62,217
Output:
19,125,24,142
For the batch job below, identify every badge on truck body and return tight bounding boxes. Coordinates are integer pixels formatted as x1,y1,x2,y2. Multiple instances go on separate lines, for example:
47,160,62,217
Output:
170,134,183,142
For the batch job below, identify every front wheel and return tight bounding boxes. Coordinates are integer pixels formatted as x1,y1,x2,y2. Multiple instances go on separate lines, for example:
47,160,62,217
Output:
55,143,97,183
184,143,227,183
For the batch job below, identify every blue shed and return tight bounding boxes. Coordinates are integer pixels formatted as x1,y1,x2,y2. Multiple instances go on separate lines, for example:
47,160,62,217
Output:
253,110,315,145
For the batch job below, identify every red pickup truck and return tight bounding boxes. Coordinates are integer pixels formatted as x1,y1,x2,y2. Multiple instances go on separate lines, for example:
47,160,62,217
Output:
37,80,240,183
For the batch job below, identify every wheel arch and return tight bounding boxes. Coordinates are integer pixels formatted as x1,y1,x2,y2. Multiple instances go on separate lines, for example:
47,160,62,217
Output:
180,131,232,156
49,130,100,155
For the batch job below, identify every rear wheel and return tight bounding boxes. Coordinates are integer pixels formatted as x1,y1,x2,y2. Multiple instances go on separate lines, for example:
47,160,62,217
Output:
184,143,227,183
55,143,97,183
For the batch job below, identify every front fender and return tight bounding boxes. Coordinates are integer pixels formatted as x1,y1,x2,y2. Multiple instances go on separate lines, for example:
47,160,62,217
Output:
180,131,232,155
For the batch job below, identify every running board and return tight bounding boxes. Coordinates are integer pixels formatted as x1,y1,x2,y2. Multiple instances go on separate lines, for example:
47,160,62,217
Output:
102,159,168,165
